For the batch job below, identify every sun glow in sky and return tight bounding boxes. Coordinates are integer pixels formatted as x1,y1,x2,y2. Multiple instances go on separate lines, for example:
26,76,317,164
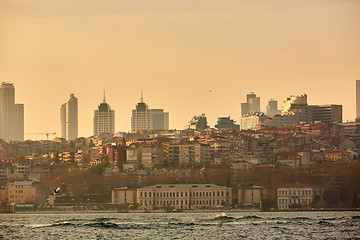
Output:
0,0,359,139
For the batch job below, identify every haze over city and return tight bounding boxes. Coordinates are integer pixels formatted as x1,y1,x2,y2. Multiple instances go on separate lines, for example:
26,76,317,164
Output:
1,0,359,139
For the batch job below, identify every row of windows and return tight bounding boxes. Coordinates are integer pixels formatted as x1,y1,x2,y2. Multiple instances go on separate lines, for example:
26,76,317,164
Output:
278,198,312,204
140,191,226,198
278,190,313,196
140,199,223,206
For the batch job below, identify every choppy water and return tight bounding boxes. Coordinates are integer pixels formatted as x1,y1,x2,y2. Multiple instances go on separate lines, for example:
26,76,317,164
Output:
0,211,359,239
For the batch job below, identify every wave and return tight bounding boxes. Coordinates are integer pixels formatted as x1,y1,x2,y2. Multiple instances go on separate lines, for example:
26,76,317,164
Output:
93,217,117,222
318,220,334,226
212,213,235,221
320,217,336,221
239,215,262,220
85,222,121,229
31,222,75,228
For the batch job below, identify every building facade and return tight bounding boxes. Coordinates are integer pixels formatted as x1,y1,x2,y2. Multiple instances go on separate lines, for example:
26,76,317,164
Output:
266,99,281,118
215,116,240,130
309,104,342,123
238,185,264,206
131,92,169,132
167,143,211,166
0,82,24,142
60,94,78,141
112,187,137,206
137,184,232,210
239,112,268,130
7,181,36,204
241,93,260,117
93,92,115,136
277,183,322,209
188,114,209,130
357,80,360,121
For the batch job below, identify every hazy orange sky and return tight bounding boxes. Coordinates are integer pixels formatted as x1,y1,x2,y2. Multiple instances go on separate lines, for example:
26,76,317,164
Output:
1,0,359,140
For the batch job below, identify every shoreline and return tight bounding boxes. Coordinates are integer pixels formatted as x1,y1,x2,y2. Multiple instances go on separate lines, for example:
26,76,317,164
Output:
5,208,360,214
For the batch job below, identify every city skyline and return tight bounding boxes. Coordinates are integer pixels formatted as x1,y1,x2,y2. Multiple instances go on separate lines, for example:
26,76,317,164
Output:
1,1,359,139
0,82,354,140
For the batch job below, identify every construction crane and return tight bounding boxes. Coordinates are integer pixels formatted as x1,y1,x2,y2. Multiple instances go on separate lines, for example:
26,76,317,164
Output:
26,132,57,141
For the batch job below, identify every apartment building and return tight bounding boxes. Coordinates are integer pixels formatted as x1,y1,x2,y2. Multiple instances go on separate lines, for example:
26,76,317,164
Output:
167,143,211,166
7,181,36,204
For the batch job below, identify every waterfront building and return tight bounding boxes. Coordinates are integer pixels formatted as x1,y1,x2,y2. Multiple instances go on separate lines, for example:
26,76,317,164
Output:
277,183,322,209
137,184,232,210
60,94,78,141
241,93,260,117
238,185,264,206
7,180,36,204
93,92,115,136
0,82,24,142
112,187,137,206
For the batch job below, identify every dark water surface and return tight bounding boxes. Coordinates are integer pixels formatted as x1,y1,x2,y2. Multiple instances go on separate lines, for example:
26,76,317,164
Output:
0,211,359,239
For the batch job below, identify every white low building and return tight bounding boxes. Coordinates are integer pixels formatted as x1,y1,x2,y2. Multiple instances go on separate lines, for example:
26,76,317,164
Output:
277,183,322,209
137,184,232,210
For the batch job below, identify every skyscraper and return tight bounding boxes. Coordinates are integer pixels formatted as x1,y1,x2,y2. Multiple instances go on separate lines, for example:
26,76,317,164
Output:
93,91,115,136
357,80,360,121
241,92,260,116
60,94,78,141
266,99,281,118
0,82,24,142
131,91,169,132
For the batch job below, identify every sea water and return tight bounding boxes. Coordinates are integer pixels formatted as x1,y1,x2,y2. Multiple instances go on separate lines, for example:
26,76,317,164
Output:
0,211,359,239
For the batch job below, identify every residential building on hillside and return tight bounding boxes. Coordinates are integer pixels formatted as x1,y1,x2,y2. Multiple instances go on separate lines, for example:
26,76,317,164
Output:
137,184,232,210
141,143,165,169
7,180,36,204
188,114,209,130
215,117,240,130
239,112,268,130
167,143,211,166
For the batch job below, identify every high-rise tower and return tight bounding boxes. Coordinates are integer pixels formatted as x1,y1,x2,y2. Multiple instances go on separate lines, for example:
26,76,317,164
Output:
0,82,24,142
131,91,169,132
241,92,260,116
93,91,115,136
357,80,360,121
60,94,78,141
266,99,281,118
